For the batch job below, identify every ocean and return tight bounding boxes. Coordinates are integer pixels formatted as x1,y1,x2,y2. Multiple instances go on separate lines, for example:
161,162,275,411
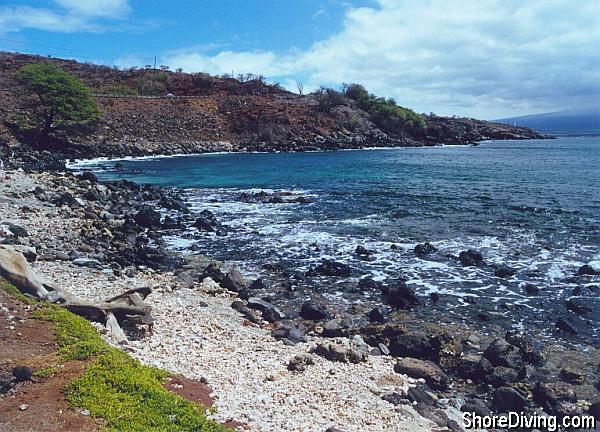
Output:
74,136,600,345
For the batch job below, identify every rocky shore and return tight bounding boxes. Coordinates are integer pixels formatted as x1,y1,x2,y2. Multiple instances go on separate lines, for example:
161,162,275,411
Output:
1,157,599,431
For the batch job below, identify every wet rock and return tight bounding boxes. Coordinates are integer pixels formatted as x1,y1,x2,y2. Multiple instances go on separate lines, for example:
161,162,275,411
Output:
394,357,448,389
494,264,517,278
389,332,435,360
455,354,485,381
565,298,592,315
78,171,98,183
381,279,420,309
300,300,331,321
159,196,189,213
560,367,584,385
505,331,546,365
134,206,161,228
309,259,352,277
161,215,181,229
220,268,249,292
577,264,600,276
193,210,219,232
483,338,523,369
355,245,374,260
414,242,437,257
287,354,314,372
357,277,383,291
312,336,370,364
493,387,527,412
523,283,540,295
248,278,267,290
458,249,484,267
555,317,578,334
12,365,32,382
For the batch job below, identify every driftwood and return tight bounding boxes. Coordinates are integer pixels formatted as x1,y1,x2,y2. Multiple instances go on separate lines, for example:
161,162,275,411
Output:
0,245,153,343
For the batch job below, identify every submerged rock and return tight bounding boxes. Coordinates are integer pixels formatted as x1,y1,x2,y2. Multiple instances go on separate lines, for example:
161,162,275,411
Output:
414,242,437,257
309,259,352,277
134,206,161,228
577,264,600,276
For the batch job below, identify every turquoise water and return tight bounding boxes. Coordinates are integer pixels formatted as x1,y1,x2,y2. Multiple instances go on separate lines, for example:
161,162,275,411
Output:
77,137,600,343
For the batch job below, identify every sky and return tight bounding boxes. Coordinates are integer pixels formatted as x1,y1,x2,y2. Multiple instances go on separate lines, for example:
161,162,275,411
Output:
0,0,598,119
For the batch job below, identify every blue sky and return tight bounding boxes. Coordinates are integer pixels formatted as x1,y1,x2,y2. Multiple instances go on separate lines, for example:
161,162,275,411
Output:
1,0,599,119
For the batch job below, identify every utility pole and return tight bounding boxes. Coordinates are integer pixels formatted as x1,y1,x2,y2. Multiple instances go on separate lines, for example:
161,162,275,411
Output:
154,56,157,70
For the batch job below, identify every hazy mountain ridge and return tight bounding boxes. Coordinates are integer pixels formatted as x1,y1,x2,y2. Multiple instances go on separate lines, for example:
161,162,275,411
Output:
497,109,600,136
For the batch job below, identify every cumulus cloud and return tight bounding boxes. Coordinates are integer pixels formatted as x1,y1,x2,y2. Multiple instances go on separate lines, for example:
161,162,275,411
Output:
161,0,600,118
0,0,131,33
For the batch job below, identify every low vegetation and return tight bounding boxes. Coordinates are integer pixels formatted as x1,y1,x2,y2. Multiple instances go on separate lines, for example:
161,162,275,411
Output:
343,83,425,134
2,280,227,432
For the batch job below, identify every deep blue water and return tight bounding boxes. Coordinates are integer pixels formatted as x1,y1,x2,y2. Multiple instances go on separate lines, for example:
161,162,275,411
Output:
75,137,600,343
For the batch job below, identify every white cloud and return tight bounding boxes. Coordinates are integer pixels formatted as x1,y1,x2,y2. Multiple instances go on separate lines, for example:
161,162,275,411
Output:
161,0,600,118
0,0,131,33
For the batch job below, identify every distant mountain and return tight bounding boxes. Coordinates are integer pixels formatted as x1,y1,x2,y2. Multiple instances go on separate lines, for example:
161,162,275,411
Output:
496,109,600,136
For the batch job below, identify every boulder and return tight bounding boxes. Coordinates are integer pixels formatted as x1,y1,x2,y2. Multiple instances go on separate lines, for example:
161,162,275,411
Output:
382,279,420,309
414,242,437,257
311,336,370,364
287,354,314,372
493,387,527,412
367,305,390,323
560,367,584,385
199,262,225,284
460,399,490,417
458,249,484,267
355,245,373,260
322,319,349,338
588,402,600,421
300,300,331,320
565,298,592,315
523,283,540,295
555,317,578,334
159,196,189,213
577,264,600,276
483,338,523,369
533,382,577,410
2,245,36,263
134,206,161,228
1,222,29,238
272,322,307,345
247,297,284,322
72,258,102,268
78,171,98,183
494,264,517,278
230,300,262,324
193,210,218,232
310,259,352,277
394,357,449,389
220,268,249,292
12,366,32,382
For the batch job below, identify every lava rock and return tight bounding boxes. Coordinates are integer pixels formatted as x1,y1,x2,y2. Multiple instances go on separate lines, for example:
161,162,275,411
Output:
12,366,32,382
159,196,189,213
194,210,218,231
367,305,390,323
72,258,102,268
199,262,225,284
577,264,600,276
247,297,284,322
1,222,29,238
287,354,314,372
382,279,420,309
300,300,331,320
310,259,352,277
560,367,584,385
493,387,527,412
355,245,374,260
494,264,517,278
394,357,449,389
460,399,490,417
414,242,437,257
220,268,249,292
555,317,578,334
78,171,98,183
483,338,523,369
565,298,592,315
523,283,540,295
533,382,577,411
459,249,484,267
134,206,161,228
272,322,307,345
312,336,370,364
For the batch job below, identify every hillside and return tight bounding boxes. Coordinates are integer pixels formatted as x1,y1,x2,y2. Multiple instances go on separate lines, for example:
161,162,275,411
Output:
497,109,600,136
0,52,550,158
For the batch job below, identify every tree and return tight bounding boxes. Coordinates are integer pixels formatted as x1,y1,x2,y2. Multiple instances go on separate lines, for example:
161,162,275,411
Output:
16,62,100,145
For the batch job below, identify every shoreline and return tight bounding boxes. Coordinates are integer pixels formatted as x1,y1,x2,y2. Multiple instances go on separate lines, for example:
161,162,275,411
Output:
1,161,599,430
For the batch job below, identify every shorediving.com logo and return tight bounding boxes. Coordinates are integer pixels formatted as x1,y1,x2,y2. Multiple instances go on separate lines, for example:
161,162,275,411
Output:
463,411,596,431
